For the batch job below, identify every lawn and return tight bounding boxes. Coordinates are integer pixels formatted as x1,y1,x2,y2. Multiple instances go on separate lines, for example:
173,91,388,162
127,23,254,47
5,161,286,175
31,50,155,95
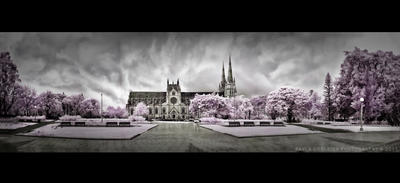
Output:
293,124,353,133
2,122,400,152
18,123,158,140
200,124,323,138
0,122,37,130
309,124,400,132
298,120,400,133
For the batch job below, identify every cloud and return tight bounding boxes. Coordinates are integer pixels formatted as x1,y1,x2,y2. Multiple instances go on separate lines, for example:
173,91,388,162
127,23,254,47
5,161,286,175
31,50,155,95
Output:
1,32,400,108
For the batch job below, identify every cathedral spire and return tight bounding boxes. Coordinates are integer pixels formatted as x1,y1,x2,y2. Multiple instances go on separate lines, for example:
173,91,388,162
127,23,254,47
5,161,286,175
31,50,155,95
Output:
219,62,227,93
228,54,234,83
222,62,226,84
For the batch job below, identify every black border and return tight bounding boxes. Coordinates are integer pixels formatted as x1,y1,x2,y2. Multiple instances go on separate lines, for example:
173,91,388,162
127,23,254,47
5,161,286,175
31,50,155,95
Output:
3,1,400,32
2,152,400,173
2,3,400,176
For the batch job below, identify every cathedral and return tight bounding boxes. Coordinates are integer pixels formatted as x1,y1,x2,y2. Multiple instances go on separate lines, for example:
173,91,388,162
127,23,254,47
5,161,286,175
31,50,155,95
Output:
126,55,237,120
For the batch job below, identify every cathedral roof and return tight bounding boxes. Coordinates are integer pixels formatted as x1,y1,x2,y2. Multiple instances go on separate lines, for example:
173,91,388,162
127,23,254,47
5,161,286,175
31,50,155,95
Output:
129,92,166,98
181,91,224,98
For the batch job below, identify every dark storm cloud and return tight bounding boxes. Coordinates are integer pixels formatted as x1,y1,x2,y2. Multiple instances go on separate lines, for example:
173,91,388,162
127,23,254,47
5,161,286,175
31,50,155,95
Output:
1,32,400,107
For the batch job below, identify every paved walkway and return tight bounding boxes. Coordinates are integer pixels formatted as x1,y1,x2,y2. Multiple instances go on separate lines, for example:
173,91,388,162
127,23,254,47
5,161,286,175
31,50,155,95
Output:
1,121,400,152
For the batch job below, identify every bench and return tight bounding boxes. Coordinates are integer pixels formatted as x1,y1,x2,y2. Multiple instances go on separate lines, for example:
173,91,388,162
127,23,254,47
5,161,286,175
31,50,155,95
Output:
259,121,271,126
119,122,131,127
325,122,331,125
273,122,285,126
106,122,118,127
228,121,240,127
243,121,255,126
75,122,86,126
60,122,72,126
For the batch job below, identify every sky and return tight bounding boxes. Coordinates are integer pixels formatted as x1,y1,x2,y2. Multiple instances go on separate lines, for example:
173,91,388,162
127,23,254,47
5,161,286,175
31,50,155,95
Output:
1,32,400,108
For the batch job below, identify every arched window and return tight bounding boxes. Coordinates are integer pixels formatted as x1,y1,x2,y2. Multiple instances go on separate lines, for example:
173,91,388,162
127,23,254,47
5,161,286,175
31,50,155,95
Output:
181,108,185,113
163,108,166,114
149,108,152,115
172,91,175,95
155,108,158,114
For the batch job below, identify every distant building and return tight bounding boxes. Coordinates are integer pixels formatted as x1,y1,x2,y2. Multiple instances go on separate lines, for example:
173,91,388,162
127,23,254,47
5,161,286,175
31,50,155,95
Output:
219,55,237,98
126,56,237,120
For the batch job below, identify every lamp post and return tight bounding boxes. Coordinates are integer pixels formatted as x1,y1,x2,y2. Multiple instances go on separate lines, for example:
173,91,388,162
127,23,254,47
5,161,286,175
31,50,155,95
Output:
34,105,37,121
360,97,364,132
233,92,236,122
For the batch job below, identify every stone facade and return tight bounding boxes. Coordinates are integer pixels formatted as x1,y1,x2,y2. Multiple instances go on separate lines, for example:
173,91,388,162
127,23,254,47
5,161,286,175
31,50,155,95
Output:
127,56,237,120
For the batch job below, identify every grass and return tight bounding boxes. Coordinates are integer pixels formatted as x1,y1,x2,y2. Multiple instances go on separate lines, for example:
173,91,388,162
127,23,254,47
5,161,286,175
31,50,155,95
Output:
363,139,400,152
322,136,381,147
0,122,52,134
293,124,352,133
0,140,17,152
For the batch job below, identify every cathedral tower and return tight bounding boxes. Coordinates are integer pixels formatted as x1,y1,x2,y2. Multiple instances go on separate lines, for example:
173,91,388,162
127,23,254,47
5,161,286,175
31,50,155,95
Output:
219,55,237,98
219,62,226,93
228,55,234,83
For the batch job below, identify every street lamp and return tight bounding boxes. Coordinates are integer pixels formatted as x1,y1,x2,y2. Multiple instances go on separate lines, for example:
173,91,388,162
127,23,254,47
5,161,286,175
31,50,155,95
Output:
233,92,236,122
34,105,37,121
360,97,364,132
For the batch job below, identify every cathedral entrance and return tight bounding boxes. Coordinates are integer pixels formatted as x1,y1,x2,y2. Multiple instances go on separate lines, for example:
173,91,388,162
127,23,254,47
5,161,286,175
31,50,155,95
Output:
171,111,177,119
169,108,179,120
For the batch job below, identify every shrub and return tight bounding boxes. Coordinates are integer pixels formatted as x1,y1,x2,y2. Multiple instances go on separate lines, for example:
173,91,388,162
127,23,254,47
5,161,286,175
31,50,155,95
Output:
199,117,223,124
369,120,389,126
129,115,145,122
16,115,46,121
284,117,301,123
59,115,82,122
251,114,269,120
